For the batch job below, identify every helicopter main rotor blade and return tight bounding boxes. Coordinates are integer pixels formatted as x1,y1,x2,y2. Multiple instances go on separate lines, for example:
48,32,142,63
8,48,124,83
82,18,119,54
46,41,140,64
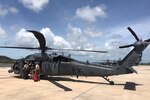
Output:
47,48,108,53
127,27,139,41
27,30,46,50
0,46,39,50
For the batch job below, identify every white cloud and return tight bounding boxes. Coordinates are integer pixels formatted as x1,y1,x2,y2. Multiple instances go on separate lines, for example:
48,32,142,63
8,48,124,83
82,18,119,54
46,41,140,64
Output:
14,28,38,47
67,24,95,50
0,5,19,17
19,0,49,12
104,39,123,51
75,5,106,22
53,36,71,48
67,24,82,41
9,7,19,14
66,24,106,58
110,34,122,39
0,7,8,17
102,39,131,60
84,28,105,38
0,26,7,39
40,28,71,48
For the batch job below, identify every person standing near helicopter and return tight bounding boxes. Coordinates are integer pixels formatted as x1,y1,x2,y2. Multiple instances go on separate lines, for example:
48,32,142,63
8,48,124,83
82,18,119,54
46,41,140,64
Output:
32,62,40,82
21,61,30,79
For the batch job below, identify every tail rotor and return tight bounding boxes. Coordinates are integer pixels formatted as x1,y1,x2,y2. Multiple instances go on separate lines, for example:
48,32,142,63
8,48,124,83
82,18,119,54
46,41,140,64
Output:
119,27,150,49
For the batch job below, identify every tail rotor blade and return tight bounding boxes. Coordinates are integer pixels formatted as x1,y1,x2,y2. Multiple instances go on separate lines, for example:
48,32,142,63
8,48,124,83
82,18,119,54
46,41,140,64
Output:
127,27,139,41
119,44,134,48
144,38,150,42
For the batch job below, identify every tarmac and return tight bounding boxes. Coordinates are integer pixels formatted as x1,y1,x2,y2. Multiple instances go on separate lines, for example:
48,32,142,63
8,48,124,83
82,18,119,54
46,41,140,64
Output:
0,65,150,100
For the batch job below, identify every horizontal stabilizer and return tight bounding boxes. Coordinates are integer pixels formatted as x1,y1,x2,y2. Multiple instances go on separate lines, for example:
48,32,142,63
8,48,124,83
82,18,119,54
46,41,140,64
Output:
126,66,138,74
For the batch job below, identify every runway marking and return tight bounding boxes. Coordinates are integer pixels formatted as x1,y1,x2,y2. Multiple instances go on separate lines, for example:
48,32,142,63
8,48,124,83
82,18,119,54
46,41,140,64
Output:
72,84,100,100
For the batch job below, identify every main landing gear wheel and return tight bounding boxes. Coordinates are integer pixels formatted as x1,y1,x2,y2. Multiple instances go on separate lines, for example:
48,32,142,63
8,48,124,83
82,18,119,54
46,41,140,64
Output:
103,76,114,85
109,81,114,85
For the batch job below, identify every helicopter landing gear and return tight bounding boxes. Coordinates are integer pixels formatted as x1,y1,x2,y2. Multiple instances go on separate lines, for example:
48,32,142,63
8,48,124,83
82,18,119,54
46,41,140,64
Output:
103,76,114,85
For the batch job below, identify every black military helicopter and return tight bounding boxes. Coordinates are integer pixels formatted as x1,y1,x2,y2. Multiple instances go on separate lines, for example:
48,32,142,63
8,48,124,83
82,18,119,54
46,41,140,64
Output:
0,27,149,85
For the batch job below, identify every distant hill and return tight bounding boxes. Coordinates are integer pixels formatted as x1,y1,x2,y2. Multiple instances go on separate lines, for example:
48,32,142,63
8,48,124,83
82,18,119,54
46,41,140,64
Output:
0,55,15,63
140,62,150,65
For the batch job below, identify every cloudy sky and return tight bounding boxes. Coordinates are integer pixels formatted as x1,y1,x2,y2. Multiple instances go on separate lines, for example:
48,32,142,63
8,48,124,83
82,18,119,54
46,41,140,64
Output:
0,0,150,62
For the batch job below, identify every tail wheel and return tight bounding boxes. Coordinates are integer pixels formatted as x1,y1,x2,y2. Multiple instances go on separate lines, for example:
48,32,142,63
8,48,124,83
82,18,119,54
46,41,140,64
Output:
109,81,114,85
